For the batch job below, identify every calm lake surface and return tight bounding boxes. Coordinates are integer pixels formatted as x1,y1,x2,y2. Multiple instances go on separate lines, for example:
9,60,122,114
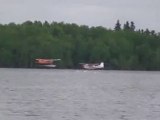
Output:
0,68,160,120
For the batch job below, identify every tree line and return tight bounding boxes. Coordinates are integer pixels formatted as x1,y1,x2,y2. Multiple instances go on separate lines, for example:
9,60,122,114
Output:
0,20,160,70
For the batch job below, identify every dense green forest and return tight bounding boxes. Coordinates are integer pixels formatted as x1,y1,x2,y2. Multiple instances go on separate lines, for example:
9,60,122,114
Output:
0,20,160,70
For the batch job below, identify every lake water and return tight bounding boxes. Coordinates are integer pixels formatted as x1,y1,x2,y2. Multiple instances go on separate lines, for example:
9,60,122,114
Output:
0,68,160,120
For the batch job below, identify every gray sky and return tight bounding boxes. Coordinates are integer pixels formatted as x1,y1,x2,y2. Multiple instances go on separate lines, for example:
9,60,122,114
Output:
0,0,160,32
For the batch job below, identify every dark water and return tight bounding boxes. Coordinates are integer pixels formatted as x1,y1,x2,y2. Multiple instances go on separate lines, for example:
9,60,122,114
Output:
0,68,160,120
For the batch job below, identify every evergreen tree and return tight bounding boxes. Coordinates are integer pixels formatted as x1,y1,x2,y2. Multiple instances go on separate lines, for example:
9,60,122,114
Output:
130,21,135,31
141,29,144,34
114,20,121,31
123,21,130,31
151,30,155,36
145,28,150,35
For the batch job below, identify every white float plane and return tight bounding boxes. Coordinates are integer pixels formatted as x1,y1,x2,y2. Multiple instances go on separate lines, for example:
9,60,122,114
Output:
80,62,104,70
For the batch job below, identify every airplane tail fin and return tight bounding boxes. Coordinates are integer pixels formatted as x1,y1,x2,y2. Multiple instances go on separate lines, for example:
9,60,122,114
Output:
100,62,104,68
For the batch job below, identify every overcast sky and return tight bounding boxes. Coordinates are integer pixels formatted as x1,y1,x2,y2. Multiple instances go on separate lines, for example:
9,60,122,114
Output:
0,0,160,32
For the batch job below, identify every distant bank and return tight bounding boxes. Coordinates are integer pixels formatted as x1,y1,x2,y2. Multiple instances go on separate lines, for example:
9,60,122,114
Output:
0,21,159,70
